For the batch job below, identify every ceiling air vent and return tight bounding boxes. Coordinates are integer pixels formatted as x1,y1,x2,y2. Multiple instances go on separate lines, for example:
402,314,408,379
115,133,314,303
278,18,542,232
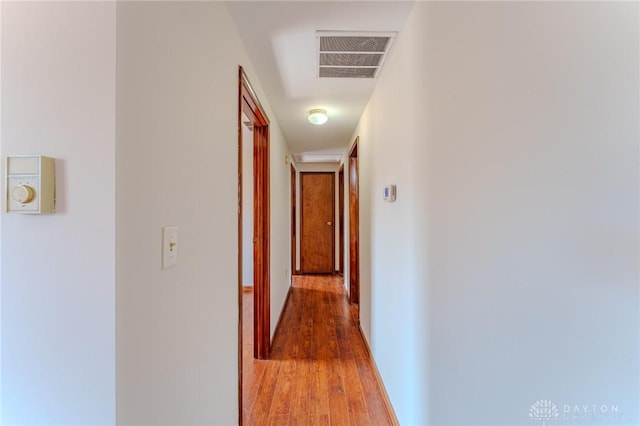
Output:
317,31,397,79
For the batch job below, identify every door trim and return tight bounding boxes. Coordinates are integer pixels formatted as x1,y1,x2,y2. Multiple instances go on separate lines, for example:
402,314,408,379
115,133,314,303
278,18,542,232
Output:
238,66,270,365
348,138,360,309
300,171,335,274
290,163,298,275
338,165,344,275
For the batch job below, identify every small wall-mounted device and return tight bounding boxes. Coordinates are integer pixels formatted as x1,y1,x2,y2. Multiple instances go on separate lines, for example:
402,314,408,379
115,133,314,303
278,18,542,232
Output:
162,226,178,269
383,184,396,202
6,155,55,214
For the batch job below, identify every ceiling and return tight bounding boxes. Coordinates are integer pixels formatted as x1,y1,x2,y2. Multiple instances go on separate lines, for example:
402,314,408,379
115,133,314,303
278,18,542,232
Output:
226,1,415,159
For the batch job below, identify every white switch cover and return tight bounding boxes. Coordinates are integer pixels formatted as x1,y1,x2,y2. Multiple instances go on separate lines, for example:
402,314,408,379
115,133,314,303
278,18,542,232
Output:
162,226,178,269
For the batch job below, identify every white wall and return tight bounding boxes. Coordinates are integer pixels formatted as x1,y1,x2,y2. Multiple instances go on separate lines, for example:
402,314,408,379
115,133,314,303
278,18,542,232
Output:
242,119,254,286
0,4,4,421
1,3,116,424
116,3,291,423
268,110,292,339
352,2,639,424
1,2,292,424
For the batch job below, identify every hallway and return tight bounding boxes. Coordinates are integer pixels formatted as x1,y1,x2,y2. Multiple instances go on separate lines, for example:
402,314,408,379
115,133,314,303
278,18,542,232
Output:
242,276,396,425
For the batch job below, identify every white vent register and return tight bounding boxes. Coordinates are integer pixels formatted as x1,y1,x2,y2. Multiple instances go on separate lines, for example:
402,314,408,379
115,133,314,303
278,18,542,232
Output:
317,31,397,79
6,155,55,214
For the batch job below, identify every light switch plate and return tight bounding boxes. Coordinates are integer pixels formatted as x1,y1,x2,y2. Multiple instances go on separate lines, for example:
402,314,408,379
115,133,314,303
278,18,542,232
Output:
383,184,396,202
162,226,178,269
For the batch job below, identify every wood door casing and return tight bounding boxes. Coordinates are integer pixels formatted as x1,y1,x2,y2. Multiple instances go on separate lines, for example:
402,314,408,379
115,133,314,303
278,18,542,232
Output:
338,166,344,274
238,66,270,366
290,164,297,274
300,172,335,274
349,139,359,306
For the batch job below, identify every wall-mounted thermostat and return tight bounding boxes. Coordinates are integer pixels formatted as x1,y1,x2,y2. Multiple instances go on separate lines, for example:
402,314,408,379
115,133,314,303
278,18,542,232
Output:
383,184,396,202
6,155,55,214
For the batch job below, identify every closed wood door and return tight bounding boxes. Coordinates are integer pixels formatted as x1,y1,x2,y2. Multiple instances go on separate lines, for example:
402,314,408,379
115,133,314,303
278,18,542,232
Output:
301,172,335,273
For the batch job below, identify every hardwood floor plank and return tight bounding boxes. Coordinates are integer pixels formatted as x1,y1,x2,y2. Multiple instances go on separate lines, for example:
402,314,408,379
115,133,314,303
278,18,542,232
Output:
341,359,367,414
290,360,310,417
269,362,296,416
242,275,396,425
308,414,330,426
349,325,369,360
350,412,371,426
249,360,282,422
308,361,330,415
242,290,267,418
288,413,308,426
242,360,265,419
355,359,392,425
327,362,350,425
268,414,291,426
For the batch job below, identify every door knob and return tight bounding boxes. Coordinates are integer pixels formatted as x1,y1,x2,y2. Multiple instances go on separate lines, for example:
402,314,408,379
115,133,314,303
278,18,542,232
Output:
327,221,332,226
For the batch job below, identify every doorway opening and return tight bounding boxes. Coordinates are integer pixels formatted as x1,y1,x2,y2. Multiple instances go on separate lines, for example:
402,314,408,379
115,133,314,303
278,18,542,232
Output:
348,138,360,317
238,65,271,422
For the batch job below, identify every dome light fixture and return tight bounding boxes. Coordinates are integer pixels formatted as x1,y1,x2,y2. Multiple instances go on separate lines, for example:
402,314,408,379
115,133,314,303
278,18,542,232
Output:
308,109,328,125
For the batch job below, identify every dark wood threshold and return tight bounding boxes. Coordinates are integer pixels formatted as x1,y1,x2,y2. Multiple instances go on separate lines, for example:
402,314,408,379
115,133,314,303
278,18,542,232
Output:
358,326,400,426
299,272,338,276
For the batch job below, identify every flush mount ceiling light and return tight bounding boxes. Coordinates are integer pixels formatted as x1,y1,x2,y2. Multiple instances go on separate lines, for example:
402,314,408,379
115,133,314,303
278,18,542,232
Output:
308,109,328,125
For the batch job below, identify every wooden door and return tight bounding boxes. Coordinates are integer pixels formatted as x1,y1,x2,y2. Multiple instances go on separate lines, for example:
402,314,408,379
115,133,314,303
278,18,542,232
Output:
300,172,335,273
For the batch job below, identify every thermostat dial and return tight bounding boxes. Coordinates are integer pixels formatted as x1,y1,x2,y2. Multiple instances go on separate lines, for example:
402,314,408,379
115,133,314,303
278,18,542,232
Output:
11,185,36,204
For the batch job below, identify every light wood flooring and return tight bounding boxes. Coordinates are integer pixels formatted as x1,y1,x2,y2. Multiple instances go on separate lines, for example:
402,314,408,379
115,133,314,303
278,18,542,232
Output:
242,275,397,425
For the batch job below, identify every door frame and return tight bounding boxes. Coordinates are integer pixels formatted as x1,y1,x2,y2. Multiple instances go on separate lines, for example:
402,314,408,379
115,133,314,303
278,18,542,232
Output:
338,165,344,275
348,138,360,309
300,171,335,274
238,66,271,367
290,163,297,275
